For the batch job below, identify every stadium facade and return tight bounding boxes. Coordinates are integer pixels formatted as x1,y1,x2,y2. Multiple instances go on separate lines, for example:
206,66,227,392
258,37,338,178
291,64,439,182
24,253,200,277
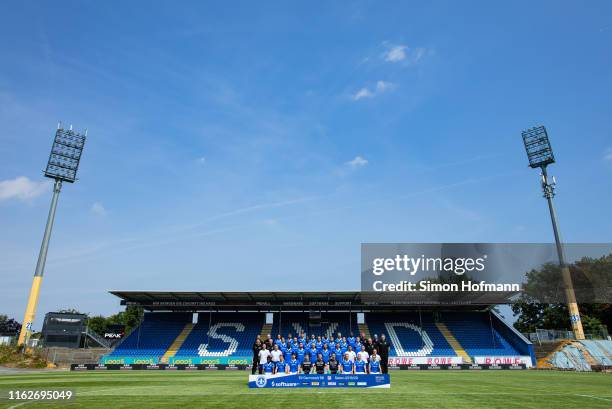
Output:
98,291,536,368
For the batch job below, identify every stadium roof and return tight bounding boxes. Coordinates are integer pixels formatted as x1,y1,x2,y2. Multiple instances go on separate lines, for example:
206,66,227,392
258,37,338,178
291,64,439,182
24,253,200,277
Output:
109,291,495,312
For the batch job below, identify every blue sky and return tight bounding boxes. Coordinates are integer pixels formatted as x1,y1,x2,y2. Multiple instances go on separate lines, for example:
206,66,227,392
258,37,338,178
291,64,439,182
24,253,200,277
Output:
1,1,611,327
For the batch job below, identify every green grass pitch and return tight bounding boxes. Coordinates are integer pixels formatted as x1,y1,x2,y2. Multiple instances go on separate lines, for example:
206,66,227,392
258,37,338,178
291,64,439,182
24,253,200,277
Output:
0,370,611,408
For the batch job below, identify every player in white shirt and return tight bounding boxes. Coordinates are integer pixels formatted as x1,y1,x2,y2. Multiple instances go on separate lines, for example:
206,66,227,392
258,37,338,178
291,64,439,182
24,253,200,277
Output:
358,345,369,362
270,344,283,363
345,345,356,362
258,347,271,374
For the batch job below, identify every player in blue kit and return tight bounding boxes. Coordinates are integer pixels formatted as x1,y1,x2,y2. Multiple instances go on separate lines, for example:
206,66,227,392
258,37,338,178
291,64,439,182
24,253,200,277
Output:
263,356,275,375
333,344,344,360
283,342,293,362
296,343,306,363
275,355,287,374
369,349,381,374
308,334,316,348
340,336,348,351
320,343,331,363
275,334,283,347
354,354,367,374
354,337,363,353
298,332,306,346
340,353,354,374
348,333,356,349
288,353,300,374
307,344,318,361
315,336,323,352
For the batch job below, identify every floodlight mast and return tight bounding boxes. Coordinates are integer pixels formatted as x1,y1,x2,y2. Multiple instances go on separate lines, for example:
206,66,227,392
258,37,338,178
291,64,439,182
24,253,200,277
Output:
521,125,585,340
17,124,87,346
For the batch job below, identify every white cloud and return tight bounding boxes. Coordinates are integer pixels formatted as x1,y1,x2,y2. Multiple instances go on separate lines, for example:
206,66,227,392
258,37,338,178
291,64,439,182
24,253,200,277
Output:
604,148,612,161
384,45,408,62
0,176,49,202
352,81,394,101
375,80,393,92
91,202,107,216
353,88,374,101
346,156,369,168
382,43,428,65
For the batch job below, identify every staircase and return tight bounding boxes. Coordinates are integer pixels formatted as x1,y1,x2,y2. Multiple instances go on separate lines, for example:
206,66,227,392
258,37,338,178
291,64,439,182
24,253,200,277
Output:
435,323,472,364
260,323,273,339
83,328,111,348
358,323,371,340
160,323,194,363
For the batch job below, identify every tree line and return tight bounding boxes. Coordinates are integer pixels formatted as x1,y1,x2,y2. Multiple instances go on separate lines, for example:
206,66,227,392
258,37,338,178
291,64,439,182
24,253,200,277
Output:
512,254,611,335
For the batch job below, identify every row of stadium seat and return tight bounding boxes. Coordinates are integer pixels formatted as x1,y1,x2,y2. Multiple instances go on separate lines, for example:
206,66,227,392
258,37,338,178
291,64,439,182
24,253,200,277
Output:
104,311,524,363
107,313,191,358
366,313,457,356
176,313,263,357
269,313,360,342
442,312,519,356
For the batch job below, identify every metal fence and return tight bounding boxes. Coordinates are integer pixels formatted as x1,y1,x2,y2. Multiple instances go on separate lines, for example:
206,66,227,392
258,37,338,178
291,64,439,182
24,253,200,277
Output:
42,347,110,366
527,327,610,344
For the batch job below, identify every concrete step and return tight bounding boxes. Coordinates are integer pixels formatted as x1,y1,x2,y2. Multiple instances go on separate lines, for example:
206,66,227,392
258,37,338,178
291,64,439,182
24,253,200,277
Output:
435,322,472,364
160,323,194,363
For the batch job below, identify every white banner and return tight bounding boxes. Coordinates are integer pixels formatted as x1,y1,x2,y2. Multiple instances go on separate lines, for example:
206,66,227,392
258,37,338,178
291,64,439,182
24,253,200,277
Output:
388,356,463,366
473,356,532,367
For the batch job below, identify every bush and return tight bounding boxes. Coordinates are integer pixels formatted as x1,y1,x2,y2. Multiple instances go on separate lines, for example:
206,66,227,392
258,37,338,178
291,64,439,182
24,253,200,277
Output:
0,345,47,369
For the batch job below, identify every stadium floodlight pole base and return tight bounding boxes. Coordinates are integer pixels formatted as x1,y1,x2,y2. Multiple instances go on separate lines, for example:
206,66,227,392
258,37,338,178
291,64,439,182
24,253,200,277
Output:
541,167,585,340
17,178,62,346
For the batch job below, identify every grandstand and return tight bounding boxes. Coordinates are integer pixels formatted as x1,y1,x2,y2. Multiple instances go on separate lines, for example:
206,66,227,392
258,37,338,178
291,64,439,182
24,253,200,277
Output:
100,291,535,368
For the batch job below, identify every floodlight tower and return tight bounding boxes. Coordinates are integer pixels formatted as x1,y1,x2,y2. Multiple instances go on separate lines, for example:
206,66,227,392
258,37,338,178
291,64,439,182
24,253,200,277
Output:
17,124,87,346
521,125,584,340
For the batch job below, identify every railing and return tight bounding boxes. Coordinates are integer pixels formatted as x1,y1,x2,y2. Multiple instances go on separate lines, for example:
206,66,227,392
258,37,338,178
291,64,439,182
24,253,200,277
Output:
526,328,610,345
84,328,111,348
527,329,573,344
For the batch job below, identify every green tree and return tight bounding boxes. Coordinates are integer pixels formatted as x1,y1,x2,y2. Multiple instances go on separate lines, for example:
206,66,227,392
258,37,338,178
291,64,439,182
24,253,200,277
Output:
511,302,569,333
85,306,144,336
513,254,612,335
0,315,21,336
87,315,108,336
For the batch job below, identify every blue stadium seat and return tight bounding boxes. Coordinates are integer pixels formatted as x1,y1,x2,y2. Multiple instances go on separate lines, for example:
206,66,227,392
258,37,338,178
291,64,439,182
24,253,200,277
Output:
175,313,264,358
104,310,524,363
366,311,521,358
107,313,191,361
366,312,456,357
441,312,519,356
271,313,359,341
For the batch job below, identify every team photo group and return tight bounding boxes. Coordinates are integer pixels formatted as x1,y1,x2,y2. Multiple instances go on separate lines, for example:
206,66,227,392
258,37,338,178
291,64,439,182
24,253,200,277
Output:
253,332,390,375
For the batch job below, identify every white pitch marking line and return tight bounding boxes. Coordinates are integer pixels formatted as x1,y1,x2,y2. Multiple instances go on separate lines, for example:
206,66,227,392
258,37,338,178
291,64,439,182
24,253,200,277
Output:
8,402,32,409
575,394,612,402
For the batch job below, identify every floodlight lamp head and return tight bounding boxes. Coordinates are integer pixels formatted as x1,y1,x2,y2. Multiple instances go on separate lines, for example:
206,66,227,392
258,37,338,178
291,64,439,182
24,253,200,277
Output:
521,125,555,169
43,125,87,183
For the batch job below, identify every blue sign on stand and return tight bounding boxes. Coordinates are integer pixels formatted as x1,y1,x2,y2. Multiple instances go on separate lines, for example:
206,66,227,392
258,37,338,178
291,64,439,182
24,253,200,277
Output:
248,373,390,388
